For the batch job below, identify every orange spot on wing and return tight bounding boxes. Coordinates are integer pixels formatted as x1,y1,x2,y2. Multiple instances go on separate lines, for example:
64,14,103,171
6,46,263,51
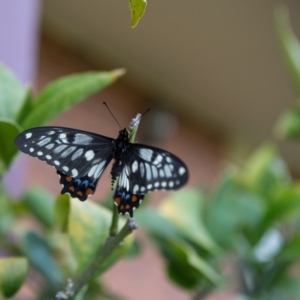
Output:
131,195,138,202
69,186,75,192
120,205,124,209
114,197,121,206
77,191,83,197
66,176,73,182
125,204,130,209
86,188,94,196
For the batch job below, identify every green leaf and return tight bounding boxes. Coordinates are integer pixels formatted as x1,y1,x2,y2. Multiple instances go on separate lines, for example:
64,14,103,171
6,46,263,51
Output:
0,63,27,122
23,232,62,287
275,107,300,139
54,194,70,232
135,208,184,241
130,0,147,28
21,69,126,129
159,189,221,254
136,209,222,288
0,257,28,298
275,6,300,95
68,199,132,275
261,184,300,230
0,119,21,167
166,241,222,289
205,172,265,248
240,145,290,197
16,87,35,126
22,188,54,228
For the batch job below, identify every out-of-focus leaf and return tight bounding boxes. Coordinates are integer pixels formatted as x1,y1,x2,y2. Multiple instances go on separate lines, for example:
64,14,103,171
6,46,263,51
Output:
54,194,70,232
0,257,28,298
130,0,147,28
21,69,126,129
0,63,27,121
166,241,222,289
205,172,265,248
240,145,290,197
136,209,222,288
22,188,54,228
275,235,300,264
68,200,133,276
0,119,20,167
275,6,300,95
74,285,88,300
125,239,142,258
275,107,300,139
16,88,35,125
23,232,62,287
159,189,221,254
260,184,300,230
135,208,183,240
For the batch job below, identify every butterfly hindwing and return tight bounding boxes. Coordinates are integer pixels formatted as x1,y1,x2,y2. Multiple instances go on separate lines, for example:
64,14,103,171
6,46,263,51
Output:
112,143,188,216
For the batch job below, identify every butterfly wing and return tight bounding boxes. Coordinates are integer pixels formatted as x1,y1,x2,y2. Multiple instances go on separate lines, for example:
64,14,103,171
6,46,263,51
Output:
15,126,115,199
114,143,188,216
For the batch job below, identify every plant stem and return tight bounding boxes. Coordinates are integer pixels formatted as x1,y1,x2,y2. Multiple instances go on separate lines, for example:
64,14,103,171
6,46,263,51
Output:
71,218,137,297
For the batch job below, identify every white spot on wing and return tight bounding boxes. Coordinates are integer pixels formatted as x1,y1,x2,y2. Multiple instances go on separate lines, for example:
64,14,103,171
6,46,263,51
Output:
159,169,165,177
85,150,95,161
145,163,151,181
37,151,43,156
25,132,32,139
161,181,167,188
138,148,153,162
54,145,68,153
179,167,186,175
169,181,174,188
61,146,76,158
72,169,78,177
140,162,145,177
153,154,163,165
46,155,52,160
63,166,69,172
154,182,159,188
164,165,172,177
29,148,34,152
46,143,54,150
37,137,51,147
166,156,172,163
59,133,67,139
71,148,84,161
147,184,153,190
151,165,158,179
140,186,145,192
74,133,93,145
133,184,139,194
132,161,138,173
54,160,60,166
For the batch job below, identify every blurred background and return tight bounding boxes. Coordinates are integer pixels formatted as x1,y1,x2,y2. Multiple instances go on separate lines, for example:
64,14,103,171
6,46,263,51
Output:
2,0,300,299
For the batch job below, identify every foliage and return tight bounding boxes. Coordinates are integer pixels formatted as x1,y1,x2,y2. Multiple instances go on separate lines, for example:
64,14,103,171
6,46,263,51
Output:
0,4,300,300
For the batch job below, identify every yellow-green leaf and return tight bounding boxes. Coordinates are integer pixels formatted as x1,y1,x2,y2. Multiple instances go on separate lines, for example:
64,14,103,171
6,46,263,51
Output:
0,257,28,298
130,0,147,28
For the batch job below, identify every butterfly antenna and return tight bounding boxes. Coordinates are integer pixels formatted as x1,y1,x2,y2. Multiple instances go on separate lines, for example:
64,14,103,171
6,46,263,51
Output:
103,102,122,129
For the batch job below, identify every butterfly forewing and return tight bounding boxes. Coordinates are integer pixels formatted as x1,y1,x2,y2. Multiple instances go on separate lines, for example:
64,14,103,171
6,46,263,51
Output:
14,126,115,179
118,144,188,194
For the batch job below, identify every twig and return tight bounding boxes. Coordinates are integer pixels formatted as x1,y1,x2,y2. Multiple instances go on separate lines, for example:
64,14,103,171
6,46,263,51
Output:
56,218,138,299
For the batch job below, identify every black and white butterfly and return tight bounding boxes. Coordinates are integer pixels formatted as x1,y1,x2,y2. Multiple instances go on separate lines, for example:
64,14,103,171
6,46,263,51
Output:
14,126,188,217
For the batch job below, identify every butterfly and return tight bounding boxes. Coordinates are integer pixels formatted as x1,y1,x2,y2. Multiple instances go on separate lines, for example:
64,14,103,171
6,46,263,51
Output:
14,125,188,217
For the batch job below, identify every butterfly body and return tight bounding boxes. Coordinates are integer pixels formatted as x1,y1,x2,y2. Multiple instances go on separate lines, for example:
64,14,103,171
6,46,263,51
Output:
15,126,188,217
